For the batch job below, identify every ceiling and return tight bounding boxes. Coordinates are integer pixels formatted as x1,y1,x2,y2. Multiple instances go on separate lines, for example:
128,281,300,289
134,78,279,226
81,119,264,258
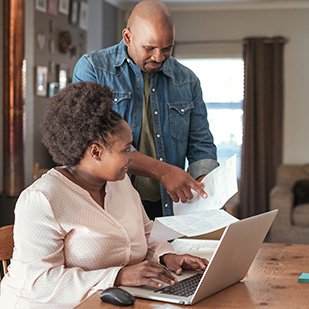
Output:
106,0,309,10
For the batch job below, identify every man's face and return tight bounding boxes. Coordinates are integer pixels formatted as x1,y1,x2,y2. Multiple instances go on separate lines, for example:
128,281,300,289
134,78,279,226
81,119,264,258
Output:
123,19,174,73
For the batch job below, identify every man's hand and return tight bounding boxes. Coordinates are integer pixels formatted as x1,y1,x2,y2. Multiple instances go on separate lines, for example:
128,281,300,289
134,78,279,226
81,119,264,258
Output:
128,151,207,203
160,165,207,203
160,253,208,275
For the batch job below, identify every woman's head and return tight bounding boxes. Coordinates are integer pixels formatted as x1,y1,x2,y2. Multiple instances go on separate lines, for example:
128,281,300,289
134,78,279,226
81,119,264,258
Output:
41,82,127,169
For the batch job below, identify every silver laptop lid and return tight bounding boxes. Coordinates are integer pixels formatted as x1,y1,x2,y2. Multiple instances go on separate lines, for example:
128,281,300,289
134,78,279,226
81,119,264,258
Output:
191,209,278,304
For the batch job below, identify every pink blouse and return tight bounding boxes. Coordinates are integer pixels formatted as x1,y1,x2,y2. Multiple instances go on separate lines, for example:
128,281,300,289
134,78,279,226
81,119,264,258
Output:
0,169,173,308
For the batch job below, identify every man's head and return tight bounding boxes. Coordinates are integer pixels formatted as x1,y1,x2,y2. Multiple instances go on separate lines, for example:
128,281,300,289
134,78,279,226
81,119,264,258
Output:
122,0,175,73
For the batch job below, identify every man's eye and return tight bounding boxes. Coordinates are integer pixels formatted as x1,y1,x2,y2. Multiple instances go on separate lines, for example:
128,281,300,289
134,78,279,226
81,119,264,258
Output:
145,46,154,51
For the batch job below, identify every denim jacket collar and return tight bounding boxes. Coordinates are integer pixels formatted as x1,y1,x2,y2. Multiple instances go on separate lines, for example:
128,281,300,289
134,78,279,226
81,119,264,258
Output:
115,40,173,79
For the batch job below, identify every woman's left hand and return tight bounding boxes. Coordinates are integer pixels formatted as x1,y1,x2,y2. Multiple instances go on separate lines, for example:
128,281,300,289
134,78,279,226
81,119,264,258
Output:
160,253,208,275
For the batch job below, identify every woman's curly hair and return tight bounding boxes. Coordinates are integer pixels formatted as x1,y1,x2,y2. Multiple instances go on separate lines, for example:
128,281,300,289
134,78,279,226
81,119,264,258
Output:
41,82,122,166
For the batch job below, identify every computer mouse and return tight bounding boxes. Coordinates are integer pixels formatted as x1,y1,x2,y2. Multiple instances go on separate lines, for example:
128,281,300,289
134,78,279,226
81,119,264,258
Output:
100,287,135,306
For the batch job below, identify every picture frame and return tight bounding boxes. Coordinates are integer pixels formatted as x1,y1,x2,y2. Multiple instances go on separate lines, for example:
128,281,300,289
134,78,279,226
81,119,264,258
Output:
35,0,47,13
79,2,88,30
69,0,79,25
48,82,60,97
58,0,70,15
36,66,48,97
58,68,68,90
47,0,58,15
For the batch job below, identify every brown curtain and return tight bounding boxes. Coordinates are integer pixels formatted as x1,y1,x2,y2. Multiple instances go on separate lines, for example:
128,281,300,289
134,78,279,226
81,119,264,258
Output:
3,0,25,196
239,37,286,218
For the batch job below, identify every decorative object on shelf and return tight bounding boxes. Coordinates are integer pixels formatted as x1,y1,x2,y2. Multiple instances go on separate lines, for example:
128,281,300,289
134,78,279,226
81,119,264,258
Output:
49,39,55,54
48,82,60,97
35,66,48,97
69,0,79,25
48,0,58,15
48,19,54,34
59,0,70,15
59,69,67,89
79,2,88,30
49,61,57,76
35,0,47,13
57,65,68,90
58,30,72,53
36,32,46,51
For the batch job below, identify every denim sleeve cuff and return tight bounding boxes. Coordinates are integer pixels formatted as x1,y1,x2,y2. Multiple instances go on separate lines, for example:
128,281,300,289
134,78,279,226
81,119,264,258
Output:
188,159,219,179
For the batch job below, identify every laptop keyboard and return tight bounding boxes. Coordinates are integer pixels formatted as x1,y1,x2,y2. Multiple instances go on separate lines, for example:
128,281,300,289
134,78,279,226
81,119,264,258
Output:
154,273,203,297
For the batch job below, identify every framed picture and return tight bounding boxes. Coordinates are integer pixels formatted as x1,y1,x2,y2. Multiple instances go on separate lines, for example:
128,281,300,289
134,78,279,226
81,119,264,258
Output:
36,66,48,97
48,0,58,15
79,2,88,30
35,0,47,13
58,68,68,90
69,0,79,25
48,82,60,97
58,0,69,15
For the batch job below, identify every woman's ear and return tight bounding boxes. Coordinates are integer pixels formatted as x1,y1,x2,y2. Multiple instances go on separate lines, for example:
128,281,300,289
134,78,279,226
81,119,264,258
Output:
88,143,103,161
122,28,132,46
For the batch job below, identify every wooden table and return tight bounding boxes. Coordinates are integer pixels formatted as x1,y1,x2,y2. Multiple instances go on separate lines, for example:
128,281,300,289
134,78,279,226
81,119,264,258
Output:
76,243,309,309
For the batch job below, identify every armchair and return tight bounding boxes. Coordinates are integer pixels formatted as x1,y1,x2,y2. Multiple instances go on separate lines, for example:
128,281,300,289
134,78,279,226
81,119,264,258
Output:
269,164,309,243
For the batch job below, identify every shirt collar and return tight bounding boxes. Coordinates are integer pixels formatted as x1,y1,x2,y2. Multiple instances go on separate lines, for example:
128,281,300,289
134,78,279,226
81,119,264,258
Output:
114,40,130,67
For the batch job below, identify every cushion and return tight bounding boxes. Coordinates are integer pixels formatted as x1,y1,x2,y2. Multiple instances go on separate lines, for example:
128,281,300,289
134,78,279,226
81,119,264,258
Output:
293,179,309,207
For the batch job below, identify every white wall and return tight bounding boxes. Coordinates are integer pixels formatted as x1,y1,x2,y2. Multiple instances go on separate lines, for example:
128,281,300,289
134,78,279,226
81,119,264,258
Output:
171,8,309,164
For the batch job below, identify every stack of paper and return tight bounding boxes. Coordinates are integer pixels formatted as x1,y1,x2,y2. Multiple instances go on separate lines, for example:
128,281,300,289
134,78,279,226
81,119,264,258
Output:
149,155,239,242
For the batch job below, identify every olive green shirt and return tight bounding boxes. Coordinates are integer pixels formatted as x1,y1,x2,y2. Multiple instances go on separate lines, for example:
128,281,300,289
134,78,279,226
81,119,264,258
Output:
133,72,161,201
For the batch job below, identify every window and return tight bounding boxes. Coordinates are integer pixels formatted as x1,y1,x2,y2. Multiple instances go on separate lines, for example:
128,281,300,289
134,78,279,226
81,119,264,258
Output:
178,58,244,176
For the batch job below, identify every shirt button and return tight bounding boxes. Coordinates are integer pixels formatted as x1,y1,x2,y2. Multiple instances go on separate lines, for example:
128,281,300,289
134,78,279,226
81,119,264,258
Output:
156,134,160,138
152,88,155,92
164,203,168,208
154,110,158,115
159,157,164,161
180,108,185,113
127,59,131,63
114,98,118,102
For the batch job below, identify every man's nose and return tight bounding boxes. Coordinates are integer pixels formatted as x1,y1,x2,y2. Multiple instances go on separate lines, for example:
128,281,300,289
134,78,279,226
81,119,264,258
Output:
151,49,166,63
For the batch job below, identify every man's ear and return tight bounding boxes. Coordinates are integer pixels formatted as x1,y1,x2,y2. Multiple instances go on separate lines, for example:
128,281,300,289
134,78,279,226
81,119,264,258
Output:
88,143,103,161
122,28,132,46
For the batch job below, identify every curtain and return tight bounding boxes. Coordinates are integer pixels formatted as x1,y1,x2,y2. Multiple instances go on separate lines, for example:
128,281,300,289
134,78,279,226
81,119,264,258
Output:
239,37,286,218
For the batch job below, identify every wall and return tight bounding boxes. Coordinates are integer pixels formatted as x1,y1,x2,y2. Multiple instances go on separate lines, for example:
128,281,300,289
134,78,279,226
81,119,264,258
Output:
24,1,88,186
171,8,309,165
0,0,3,192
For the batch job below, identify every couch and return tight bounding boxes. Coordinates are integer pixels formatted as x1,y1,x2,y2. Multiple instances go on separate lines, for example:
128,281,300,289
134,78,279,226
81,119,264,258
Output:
269,164,309,243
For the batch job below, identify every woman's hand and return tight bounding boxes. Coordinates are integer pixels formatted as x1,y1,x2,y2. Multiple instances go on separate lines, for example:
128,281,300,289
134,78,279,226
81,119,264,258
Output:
160,253,208,275
114,260,177,288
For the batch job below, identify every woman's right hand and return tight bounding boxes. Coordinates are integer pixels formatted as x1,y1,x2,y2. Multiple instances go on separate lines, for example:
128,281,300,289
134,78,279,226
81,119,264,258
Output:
114,260,177,288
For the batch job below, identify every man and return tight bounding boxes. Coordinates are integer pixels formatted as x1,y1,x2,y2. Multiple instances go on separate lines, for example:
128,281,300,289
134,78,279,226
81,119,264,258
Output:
73,0,218,219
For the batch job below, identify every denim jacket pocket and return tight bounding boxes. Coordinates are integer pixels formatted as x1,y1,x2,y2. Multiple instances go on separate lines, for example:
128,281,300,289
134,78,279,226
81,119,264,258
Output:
168,101,194,141
112,91,132,106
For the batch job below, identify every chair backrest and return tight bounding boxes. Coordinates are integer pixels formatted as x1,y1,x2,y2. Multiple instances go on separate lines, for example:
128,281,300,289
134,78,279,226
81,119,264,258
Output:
0,225,14,281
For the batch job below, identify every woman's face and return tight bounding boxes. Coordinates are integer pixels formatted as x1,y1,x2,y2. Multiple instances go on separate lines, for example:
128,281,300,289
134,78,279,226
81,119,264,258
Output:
100,120,133,181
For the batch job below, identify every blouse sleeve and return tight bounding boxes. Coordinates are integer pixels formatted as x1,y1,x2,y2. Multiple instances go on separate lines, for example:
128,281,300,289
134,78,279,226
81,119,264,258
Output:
140,204,175,262
13,190,121,304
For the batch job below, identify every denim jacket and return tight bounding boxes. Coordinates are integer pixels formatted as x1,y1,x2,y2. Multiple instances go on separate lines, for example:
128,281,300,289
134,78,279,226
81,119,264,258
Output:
73,40,218,216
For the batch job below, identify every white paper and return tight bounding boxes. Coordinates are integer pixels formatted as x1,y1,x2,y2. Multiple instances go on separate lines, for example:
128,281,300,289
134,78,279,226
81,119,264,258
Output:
149,156,239,243
173,155,238,215
149,210,238,242
171,239,220,260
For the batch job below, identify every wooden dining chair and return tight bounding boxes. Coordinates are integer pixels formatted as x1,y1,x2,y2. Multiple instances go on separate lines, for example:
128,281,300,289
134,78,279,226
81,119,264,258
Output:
0,225,14,281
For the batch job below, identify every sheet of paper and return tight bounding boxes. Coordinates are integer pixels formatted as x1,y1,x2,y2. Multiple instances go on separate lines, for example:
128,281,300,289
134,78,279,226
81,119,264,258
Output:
171,239,220,260
173,155,238,215
149,210,238,242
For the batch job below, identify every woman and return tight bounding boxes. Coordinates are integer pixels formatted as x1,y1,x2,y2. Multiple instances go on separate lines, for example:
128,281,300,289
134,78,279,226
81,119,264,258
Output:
0,82,207,308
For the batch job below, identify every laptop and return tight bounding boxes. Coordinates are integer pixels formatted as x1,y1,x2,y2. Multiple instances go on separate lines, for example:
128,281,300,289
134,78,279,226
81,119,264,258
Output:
120,209,278,305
